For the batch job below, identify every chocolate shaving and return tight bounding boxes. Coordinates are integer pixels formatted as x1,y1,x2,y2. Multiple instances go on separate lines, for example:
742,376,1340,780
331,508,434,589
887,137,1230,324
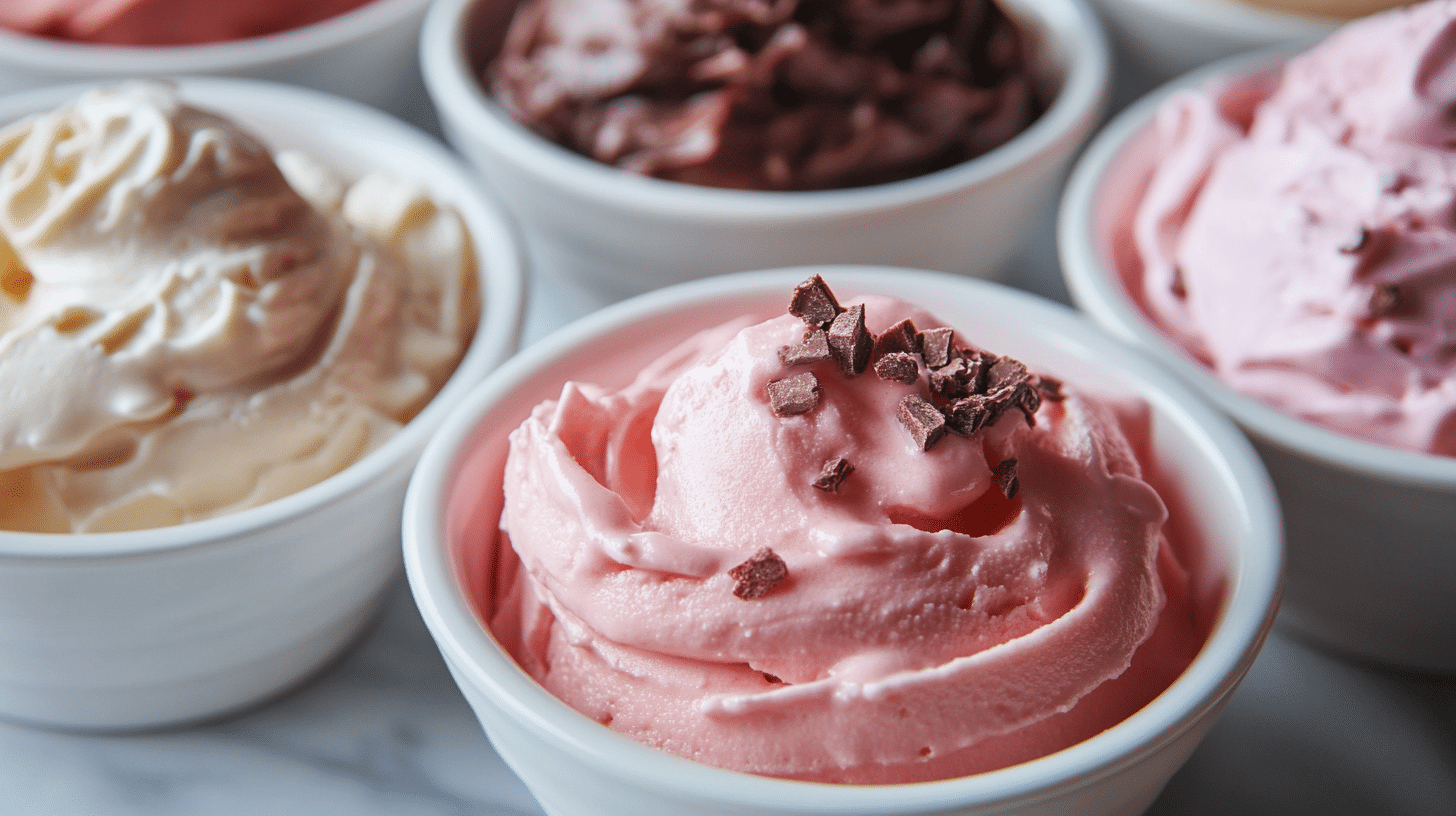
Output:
944,394,996,436
919,327,955,368
898,394,947,451
729,547,788,600
985,357,1030,397
827,303,872,376
874,352,920,385
1170,266,1187,299
813,457,853,491
930,357,974,399
1035,375,1065,402
1015,385,1041,426
1340,226,1370,254
779,329,832,366
994,459,1019,499
789,275,842,327
763,672,784,684
767,372,821,416
1368,284,1402,316
873,319,920,358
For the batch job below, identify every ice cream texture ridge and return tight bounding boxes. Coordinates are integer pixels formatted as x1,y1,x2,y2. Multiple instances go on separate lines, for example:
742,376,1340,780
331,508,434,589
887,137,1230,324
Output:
488,0,1042,190
1125,0,1456,456
0,82,479,534
0,0,377,46
486,276,1211,784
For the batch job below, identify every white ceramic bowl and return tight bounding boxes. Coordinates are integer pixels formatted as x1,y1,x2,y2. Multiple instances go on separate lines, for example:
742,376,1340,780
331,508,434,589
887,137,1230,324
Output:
403,267,1282,816
421,0,1109,301
1087,0,1336,87
0,0,431,118
0,77,526,731
1058,52,1456,673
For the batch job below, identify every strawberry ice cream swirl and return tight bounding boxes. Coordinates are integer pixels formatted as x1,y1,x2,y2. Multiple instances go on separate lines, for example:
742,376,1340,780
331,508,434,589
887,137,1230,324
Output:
492,289,1195,783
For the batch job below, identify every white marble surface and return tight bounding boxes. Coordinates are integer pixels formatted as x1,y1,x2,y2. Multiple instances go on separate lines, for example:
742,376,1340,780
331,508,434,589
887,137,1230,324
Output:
4,54,1456,816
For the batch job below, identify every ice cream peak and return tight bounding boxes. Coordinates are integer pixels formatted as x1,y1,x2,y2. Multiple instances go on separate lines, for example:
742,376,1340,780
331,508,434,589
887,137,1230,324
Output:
0,0,377,46
488,0,1042,190
488,276,1208,783
1123,0,1456,456
0,82,479,533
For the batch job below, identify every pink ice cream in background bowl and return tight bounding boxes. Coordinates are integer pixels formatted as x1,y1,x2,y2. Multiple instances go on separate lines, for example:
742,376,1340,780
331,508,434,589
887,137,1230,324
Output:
403,268,1280,815
0,77,526,730
420,0,1109,300
1060,0,1456,671
0,0,432,117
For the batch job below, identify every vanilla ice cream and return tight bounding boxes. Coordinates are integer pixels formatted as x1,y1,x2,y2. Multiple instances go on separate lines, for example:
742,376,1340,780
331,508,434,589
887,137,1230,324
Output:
0,0,376,45
1125,0,1456,455
0,82,478,533
486,276,1208,784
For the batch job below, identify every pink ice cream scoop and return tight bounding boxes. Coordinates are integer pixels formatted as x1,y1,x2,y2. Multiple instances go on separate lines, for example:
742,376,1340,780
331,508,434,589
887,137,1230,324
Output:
1127,0,1456,455
0,0,376,45
488,277,1209,784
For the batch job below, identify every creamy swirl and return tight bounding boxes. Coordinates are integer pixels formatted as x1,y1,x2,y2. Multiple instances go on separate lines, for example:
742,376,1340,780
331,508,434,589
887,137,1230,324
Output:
0,82,478,533
1127,0,1456,455
490,295,1205,783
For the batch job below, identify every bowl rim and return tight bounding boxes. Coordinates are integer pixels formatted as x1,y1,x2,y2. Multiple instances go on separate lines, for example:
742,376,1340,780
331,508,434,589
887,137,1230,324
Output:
403,266,1283,810
0,0,432,72
1057,46,1456,490
419,0,1110,221
1090,0,1341,35
0,76,526,559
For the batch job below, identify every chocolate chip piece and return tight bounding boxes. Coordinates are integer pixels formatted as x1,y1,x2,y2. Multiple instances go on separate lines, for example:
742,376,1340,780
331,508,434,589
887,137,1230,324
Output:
779,329,832,366
813,457,853,491
1369,284,1402,316
828,304,872,376
930,357,974,399
763,672,784,684
1035,375,1065,402
767,372,821,416
789,275,842,327
1015,385,1041,426
944,394,996,435
873,319,920,358
898,394,947,451
994,459,1019,499
919,327,954,368
874,352,919,384
1170,266,1187,299
1340,226,1370,254
985,357,1030,396
729,547,788,600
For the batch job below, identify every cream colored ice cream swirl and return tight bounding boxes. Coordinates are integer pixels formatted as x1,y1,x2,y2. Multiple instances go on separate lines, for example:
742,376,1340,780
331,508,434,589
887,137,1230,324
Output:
0,82,477,533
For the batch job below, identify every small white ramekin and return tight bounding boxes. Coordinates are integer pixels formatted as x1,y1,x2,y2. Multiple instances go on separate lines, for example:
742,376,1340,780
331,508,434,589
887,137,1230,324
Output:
421,0,1109,300
1087,0,1335,86
1058,51,1456,673
403,267,1282,816
0,77,526,731
0,0,431,117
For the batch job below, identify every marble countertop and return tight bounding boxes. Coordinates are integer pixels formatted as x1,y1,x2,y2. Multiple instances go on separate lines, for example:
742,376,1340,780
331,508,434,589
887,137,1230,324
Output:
4,60,1456,816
